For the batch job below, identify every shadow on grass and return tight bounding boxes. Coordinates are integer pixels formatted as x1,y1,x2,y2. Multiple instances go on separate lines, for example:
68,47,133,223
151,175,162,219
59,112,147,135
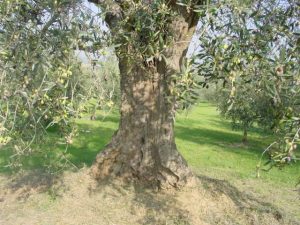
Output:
204,116,273,133
199,175,273,211
175,125,267,157
196,175,296,224
89,179,192,225
67,125,116,168
0,170,66,201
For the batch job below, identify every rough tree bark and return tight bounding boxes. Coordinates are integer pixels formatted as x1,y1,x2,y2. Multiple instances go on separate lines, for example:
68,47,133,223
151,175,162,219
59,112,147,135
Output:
89,0,200,189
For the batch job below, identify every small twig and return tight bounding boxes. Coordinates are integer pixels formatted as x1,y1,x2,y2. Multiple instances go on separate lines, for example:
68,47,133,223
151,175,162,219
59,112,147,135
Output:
256,141,277,177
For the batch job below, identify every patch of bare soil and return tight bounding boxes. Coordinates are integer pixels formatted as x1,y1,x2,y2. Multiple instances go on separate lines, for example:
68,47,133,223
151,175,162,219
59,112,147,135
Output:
0,169,299,225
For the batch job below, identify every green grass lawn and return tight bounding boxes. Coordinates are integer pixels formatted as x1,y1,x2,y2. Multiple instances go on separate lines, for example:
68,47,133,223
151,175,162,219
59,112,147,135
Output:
0,102,299,187
1,102,299,220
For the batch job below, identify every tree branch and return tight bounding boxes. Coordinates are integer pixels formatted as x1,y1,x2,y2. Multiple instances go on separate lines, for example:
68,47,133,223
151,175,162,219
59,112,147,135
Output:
87,0,123,28
41,13,59,35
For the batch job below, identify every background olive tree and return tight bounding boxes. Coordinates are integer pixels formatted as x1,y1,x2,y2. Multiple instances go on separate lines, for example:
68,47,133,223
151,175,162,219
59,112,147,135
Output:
194,0,300,170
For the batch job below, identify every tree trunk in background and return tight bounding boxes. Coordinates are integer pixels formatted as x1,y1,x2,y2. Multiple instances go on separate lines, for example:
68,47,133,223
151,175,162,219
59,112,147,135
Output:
242,127,248,144
89,1,199,189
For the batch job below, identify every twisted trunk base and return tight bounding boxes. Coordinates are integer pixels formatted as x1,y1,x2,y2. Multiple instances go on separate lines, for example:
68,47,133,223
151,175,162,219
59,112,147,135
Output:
91,131,193,189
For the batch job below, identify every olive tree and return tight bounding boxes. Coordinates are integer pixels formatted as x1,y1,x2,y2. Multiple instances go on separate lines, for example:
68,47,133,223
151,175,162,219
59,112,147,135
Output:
1,0,299,188
0,0,107,167
85,0,208,188
195,0,299,168
217,83,260,143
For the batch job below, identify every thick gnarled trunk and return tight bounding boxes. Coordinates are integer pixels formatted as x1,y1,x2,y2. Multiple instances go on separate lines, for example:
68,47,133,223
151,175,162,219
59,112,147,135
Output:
92,62,192,188
89,0,199,189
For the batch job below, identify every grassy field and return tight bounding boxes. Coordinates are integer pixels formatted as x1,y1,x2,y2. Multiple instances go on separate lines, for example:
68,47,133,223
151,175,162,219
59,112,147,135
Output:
176,103,299,186
0,103,299,224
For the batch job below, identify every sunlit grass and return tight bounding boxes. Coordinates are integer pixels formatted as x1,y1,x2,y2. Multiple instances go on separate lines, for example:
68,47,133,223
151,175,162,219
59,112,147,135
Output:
176,103,299,187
